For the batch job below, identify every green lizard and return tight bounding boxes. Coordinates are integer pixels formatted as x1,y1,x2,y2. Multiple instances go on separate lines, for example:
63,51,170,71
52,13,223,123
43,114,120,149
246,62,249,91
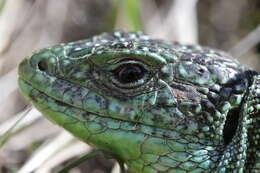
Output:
18,31,259,173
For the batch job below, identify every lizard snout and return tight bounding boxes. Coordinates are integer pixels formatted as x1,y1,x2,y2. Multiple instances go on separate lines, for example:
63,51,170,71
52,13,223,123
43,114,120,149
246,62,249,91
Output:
29,50,58,75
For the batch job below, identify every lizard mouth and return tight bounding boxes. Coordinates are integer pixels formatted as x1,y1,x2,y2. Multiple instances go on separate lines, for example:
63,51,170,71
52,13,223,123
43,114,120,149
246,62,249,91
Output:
18,77,120,121
18,78,185,140
19,78,82,110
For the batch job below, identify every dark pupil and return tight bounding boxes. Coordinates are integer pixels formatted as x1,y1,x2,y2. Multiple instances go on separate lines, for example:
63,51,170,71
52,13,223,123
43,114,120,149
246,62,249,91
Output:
117,65,145,83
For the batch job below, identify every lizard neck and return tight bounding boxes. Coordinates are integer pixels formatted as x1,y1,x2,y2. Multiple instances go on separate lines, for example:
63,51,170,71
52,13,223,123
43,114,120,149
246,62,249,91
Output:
218,73,260,173
244,74,260,172
216,108,248,172
216,72,260,173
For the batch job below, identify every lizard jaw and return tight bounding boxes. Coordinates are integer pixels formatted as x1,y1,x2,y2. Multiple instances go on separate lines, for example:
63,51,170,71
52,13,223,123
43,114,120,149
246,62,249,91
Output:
18,78,185,141
19,78,220,172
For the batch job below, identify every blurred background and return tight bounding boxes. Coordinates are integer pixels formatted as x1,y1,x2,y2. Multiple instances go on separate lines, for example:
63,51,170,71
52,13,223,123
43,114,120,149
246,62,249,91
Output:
0,0,259,172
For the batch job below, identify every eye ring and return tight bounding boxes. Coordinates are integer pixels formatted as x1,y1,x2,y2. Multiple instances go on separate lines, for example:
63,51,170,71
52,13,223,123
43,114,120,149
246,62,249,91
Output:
115,64,146,83
109,60,151,89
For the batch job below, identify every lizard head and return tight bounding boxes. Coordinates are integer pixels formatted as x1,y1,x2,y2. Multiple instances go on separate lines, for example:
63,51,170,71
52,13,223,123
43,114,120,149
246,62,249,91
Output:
18,31,258,172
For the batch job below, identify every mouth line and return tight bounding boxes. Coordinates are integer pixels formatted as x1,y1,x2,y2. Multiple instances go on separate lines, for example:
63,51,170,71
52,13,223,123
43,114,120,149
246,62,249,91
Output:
19,77,108,117
19,77,188,140
19,77,144,124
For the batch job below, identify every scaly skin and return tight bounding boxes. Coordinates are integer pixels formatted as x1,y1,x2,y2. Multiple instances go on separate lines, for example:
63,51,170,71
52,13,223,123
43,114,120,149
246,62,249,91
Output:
18,31,259,173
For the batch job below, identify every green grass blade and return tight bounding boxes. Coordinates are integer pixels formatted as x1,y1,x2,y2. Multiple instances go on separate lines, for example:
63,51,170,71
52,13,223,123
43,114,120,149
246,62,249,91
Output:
125,0,142,31
108,0,142,31
0,106,31,148
0,0,6,14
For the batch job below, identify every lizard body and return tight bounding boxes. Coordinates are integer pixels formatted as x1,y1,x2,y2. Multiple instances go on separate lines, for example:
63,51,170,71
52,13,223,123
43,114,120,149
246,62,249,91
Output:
18,31,259,172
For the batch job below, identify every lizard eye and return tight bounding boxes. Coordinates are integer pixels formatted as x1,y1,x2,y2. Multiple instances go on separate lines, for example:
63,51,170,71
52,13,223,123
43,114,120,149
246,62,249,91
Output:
115,64,146,83
109,60,151,89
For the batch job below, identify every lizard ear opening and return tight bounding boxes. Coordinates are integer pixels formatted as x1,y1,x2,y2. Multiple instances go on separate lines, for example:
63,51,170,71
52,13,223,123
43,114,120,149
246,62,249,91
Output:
223,108,240,145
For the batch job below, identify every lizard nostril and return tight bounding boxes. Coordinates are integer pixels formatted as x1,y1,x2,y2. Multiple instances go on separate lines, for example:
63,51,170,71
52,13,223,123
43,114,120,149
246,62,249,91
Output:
38,59,48,71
